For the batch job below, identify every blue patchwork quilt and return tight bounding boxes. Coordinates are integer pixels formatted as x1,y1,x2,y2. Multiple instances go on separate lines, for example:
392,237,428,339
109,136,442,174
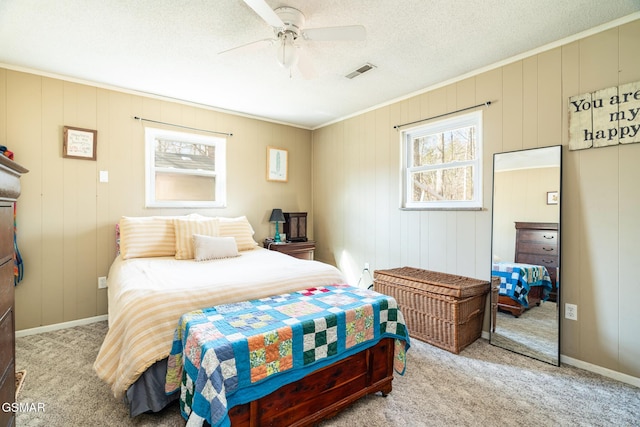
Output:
492,262,552,307
165,284,410,427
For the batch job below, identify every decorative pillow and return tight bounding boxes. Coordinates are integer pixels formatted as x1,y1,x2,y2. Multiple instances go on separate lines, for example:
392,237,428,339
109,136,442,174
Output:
193,234,239,261
174,216,220,260
119,216,177,259
218,216,259,251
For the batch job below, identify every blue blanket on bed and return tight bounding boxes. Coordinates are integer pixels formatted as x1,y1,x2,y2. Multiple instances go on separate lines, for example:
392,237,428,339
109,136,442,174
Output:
492,262,552,307
165,284,410,427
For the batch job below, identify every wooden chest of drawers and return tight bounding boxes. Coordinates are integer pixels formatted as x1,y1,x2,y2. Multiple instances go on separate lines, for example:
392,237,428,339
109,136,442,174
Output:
514,222,559,302
0,157,27,427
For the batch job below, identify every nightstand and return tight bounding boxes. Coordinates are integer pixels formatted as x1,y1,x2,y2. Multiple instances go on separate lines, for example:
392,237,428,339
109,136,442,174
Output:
264,240,316,260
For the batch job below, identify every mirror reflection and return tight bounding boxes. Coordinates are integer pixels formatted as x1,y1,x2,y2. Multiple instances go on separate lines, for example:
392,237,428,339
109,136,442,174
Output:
490,146,561,365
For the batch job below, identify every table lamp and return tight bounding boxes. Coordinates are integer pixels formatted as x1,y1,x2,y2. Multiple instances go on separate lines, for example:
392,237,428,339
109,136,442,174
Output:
269,208,286,243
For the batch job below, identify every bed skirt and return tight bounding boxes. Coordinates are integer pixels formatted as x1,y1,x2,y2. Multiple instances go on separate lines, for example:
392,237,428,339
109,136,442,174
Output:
125,359,176,417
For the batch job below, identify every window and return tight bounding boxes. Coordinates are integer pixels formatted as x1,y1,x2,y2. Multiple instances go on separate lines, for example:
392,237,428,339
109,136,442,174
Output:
145,127,226,208
401,111,482,210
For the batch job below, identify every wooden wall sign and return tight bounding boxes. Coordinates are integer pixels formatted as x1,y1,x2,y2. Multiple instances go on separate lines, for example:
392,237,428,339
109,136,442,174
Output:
568,81,640,151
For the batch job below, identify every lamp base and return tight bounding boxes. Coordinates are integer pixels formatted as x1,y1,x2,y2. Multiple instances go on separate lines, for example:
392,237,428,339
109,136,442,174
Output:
274,222,281,243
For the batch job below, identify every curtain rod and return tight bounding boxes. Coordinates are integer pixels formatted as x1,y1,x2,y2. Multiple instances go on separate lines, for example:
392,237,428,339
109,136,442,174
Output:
393,101,492,130
133,116,233,137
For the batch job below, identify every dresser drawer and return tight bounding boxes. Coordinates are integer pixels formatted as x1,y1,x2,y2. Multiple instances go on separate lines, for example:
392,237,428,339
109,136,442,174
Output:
0,261,14,319
515,253,558,269
0,360,15,427
0,307,14,382
516,240,558,256
0,205,13,260
517,229,557,244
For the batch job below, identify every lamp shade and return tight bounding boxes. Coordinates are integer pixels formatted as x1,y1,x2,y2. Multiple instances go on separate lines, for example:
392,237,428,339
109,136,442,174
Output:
269,208,285,223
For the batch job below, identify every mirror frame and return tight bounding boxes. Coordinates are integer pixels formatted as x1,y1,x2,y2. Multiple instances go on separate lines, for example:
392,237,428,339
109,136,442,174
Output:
490,145,562,366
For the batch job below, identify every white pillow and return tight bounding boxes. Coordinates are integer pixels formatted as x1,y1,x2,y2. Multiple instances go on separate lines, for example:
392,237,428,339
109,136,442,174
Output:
193,234,239,261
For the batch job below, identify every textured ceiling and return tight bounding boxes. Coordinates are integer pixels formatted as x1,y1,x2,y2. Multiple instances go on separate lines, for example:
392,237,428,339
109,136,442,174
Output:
1,1,639,129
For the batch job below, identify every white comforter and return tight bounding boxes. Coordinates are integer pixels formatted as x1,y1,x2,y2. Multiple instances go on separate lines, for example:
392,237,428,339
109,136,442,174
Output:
94,248,346,398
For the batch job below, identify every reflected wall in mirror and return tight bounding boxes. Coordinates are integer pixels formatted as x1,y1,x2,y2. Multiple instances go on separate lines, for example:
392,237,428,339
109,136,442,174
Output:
490,145,561,366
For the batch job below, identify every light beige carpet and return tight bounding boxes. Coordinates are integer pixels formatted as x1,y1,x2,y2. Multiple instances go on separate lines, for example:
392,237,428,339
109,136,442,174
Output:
15,321,640,426
492,301,558,364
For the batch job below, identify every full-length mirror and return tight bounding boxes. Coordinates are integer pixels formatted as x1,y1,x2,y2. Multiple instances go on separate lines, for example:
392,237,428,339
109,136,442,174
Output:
490,146,561,365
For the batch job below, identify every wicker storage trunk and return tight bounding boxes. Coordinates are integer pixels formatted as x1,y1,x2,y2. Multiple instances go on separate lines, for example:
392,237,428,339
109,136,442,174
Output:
374,267,490,354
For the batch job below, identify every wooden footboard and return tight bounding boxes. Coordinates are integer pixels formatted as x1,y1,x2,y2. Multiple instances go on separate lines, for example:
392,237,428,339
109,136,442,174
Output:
497,286,544,317
228,338,395,427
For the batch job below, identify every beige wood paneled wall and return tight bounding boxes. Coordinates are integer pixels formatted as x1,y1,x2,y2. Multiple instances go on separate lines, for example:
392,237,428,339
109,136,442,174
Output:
312,19,640,379
0,69,312,330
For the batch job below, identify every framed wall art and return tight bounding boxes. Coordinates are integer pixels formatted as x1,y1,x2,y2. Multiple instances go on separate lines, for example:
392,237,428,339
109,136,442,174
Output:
267,146,288,182
63,126,97,160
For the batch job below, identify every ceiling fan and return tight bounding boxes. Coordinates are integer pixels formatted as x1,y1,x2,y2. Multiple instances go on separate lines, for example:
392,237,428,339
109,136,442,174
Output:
222,0,366,77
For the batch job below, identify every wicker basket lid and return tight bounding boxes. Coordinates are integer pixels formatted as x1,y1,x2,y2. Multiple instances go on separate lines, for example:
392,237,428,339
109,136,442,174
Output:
374,267,490,298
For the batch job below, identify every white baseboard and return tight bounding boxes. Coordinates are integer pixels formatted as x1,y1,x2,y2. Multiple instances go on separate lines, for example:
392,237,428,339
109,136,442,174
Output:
15,314,108,338
561,355,640,388
480,332,640,388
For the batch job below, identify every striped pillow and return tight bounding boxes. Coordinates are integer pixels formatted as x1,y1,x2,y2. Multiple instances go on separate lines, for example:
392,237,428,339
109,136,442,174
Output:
174,216,220,260
218,216,258,251
119,216,177,259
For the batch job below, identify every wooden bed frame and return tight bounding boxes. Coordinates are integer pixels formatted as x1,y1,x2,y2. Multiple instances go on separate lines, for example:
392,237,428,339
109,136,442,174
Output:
228,338,395,426
497,285,544,317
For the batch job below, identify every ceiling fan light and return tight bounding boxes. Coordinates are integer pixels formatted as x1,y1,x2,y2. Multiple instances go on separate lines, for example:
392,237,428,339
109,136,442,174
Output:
276,33,299,69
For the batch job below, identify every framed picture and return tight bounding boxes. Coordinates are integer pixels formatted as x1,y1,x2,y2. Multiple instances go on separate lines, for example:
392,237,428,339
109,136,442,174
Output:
547,191,559,205
63,126,97,160
267,146,288,182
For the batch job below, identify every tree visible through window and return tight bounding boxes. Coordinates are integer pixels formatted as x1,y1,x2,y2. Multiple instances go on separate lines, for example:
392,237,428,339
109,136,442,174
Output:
401,111,482,209
145,127,226,208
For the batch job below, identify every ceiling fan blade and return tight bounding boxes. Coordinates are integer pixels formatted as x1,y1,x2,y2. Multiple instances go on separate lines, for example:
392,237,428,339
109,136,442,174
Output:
242,0,284,28
218,38,274,55
302,25,366,41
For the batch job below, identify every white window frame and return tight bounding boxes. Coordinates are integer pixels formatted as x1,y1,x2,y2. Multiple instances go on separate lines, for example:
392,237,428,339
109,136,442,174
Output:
145,127,227,208
400,111,483,210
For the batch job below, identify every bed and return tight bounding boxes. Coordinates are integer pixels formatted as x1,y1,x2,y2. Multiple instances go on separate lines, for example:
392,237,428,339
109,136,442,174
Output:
93,214,406,423
491,262,553,317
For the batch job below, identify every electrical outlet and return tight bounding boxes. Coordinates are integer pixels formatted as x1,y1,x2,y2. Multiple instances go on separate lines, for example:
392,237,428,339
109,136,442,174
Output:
364,262,370,271
565,303,578,320
98,276,108,289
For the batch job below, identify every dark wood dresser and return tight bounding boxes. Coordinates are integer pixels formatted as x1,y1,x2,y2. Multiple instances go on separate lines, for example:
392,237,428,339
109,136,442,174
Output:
0,156,27,427
514,222,559,302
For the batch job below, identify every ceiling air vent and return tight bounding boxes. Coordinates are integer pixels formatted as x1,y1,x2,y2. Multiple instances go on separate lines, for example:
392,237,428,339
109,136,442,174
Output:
345,63,376,79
